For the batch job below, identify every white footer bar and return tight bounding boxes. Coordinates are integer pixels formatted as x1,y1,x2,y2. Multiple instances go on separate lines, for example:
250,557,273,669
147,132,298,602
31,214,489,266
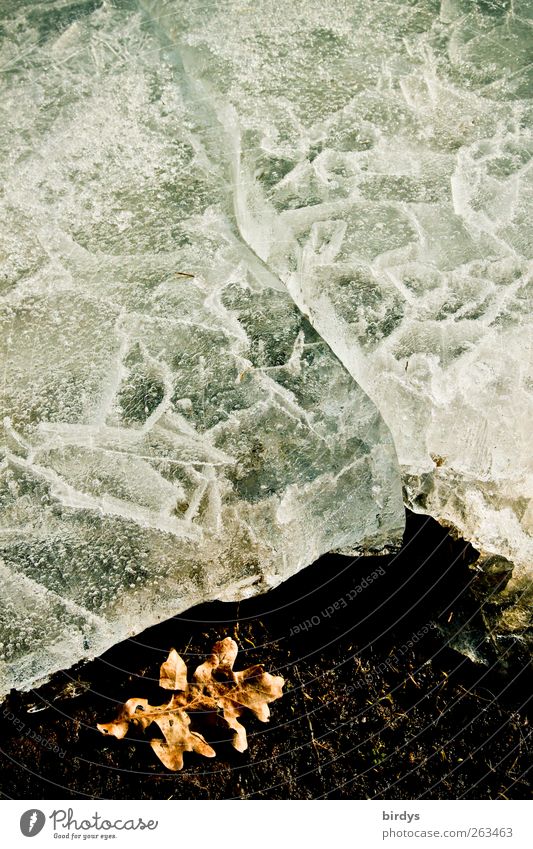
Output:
2,799,531,848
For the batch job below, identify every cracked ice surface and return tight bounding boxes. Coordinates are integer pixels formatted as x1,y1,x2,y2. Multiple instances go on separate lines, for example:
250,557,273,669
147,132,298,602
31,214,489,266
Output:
145,0,533,604
0,1,405,698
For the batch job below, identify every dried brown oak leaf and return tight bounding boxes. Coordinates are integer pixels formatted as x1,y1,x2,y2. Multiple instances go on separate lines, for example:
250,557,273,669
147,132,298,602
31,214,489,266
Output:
97,637,284,771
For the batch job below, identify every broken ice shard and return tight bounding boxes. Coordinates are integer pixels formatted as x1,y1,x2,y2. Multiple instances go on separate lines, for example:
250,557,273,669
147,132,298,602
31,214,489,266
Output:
0,1,404,699
151,0,533,617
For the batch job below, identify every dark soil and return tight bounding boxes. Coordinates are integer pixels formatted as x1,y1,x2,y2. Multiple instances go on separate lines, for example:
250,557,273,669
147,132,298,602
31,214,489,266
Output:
0,512,531,800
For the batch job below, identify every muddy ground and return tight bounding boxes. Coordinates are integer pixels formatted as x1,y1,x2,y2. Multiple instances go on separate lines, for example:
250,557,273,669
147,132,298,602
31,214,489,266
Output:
0,512,531,799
